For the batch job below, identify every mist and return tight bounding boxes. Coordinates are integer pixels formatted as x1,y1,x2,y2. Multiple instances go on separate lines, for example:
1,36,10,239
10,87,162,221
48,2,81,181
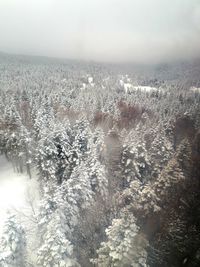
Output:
0,0,200,63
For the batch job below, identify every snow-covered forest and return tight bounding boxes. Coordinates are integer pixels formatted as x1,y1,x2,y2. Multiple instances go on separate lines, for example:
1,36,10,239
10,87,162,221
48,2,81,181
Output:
0,53,200,267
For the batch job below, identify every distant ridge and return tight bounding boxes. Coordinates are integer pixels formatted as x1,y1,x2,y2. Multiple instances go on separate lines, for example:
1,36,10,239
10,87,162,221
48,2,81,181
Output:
0,50,200,84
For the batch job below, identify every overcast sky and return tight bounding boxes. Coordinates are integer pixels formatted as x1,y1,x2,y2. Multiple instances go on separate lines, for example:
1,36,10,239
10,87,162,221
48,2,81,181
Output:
0,0,200,63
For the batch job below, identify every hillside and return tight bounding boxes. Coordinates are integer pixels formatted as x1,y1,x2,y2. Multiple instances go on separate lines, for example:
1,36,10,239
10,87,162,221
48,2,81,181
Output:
0,53,200,267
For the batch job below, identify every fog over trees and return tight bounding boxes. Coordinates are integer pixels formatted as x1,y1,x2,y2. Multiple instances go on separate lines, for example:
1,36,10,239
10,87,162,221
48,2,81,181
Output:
0,0,200,267
0,0,200,63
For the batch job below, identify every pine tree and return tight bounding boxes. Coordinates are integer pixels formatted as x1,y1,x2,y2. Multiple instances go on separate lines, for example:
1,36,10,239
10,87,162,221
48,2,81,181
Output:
121,127,151,188
0,213,27,267
87,127,108,197
92,212,148,267
37,210,80,267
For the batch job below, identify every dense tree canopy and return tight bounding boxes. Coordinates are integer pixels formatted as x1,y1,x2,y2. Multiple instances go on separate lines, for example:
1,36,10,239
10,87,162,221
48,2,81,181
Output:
0,54,200,266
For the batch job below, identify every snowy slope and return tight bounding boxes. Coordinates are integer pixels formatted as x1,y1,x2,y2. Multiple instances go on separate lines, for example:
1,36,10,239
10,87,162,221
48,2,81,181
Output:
0,156,39,234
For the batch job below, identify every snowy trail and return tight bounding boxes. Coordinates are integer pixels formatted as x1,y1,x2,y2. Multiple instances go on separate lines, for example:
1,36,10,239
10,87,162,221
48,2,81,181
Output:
0,155,39,233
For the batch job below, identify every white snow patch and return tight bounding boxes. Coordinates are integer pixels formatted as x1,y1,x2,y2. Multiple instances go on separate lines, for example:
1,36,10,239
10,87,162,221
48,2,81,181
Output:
124,85,158,93
123,83,133,93
119,78,158,93
0,156,39,233
119,80,124,87
80,83,86,90
133,86,158,92
88,76,93,84
87,76,95,87
190,86,200,93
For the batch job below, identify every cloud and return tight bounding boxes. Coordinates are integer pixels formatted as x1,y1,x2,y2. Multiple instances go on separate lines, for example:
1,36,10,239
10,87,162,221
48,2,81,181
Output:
0,0,199,63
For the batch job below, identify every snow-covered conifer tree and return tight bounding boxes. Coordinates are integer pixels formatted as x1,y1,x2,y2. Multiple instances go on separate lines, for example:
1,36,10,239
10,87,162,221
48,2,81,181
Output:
0,213,27,267
92,212,148,267
37,210,80,267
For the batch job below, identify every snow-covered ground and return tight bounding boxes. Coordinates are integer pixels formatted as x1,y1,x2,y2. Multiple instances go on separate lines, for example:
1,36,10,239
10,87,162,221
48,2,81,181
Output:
190,86,200,93
132,86,158,92
0,156,39,234
119,78,158,93
123,84,159,93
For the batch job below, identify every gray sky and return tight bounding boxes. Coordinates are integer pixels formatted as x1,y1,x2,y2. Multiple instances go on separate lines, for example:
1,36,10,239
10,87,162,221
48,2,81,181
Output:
0,0,200,63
